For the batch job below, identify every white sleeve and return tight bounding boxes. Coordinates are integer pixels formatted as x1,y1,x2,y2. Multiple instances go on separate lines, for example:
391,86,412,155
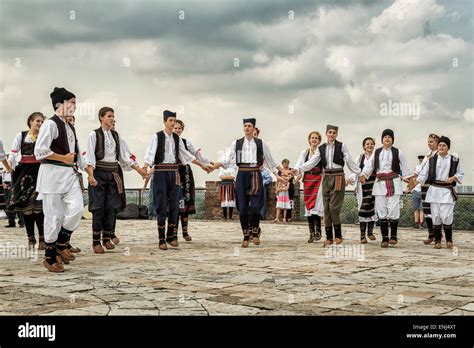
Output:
0,140,6,161
144,134,158,166
186,139,211,165
417,159,429,185
454,158,464,184
294,149,307,173
296,150,321,173
399,150,413,178
118,136,135,168
34,120,57,160
360,152,375,179
10,132,22,159
85,131,97,168
342,143,361,175
178,137,196,166
76,141,86,171
348,154,361,184
218,141,237,169
262,140,279,172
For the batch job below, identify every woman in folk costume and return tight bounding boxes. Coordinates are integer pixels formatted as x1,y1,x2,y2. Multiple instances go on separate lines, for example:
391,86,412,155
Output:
173,119,212,241
359,129,412,248
219,165,237,220
7,112,46,249
348,137,378,243
0,141,13,217
294,131,324,243
410,136,463,249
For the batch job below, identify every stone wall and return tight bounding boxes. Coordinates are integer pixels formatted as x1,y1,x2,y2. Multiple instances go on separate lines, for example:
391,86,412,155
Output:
205,181,301,220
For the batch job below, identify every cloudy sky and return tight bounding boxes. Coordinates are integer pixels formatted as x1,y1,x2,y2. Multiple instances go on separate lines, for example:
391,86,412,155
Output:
0,0,472,188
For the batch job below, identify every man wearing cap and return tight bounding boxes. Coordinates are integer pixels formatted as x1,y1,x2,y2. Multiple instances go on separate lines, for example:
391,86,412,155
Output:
411,134,439,244
359,129,412,248
293,125,361,247
143,110,211,250
209,118,286,248
34,87,87,272
85,106,148,254
409,136,463,249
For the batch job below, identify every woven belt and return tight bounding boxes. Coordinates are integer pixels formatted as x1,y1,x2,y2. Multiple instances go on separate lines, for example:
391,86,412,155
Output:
40,159,75,167
20,156,40,164
238,164,260,172
96,161,119,172
154,163,179,171
323,168,344,176
431,180,457,201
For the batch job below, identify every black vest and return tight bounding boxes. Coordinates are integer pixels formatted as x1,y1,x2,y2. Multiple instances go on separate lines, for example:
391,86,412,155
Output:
305,149,323,170
154,130,180,165
49,115,79,162
235,137,263,166
427,154,459,186
318,140,344,168
182,138,189,151
94,128,120,161
20,131,35,156
374,147,400,173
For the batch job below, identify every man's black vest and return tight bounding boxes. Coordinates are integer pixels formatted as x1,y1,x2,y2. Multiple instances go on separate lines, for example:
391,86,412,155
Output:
235,137,263,166
154,130,180,165
94,128,120,161
318,140,344,168
49,115,79,162
20,131,35,156
374,146,400,173
427,154,459,186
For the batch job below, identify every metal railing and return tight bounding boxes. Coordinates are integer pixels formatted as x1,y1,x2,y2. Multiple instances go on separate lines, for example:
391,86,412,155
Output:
83,189,474,230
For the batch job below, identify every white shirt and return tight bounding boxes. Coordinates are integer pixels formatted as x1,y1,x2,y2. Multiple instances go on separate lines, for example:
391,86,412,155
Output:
10,131,36,167
218,137,279,172
143,131,195,166
414,150,437,178
34,117,85,194
417,154,464,204
86,128,135,169
295,141,360,175
295,148,319,173
360,147,413,196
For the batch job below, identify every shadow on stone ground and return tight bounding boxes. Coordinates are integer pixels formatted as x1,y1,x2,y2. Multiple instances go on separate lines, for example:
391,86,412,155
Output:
0,219,473,315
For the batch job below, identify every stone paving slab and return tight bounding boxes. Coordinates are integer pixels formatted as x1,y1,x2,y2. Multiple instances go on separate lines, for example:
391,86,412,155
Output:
0,219,473,316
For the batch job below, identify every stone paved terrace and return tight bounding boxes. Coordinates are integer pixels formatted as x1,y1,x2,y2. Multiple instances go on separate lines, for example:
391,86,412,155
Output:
0,220,473,316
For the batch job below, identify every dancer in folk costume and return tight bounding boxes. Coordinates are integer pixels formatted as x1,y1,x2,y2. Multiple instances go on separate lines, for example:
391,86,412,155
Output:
413,133,439,244
34,87,87,272
143,110,211,250
209,118,287,248
410,136,463,249
348,137,378,243
7,112,46,249
359,129,412,248
173,119,212,241
85,107,147,254
219,165,237,220
294,131,324,243
293,125,361,247
274,160,292,224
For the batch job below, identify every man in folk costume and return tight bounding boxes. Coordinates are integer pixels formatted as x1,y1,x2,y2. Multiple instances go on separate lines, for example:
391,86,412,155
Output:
210,118,286,247
85,107,147,254
173,119,213,242
34,87,87,272
409,136,463,249
359,129,412,248
412,133,439,244
294,131,324,243
348,137,378,243
143,110,211,250
293,125,361,247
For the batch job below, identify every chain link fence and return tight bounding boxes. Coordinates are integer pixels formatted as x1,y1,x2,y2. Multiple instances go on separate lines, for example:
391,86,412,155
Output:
83,189,473,230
